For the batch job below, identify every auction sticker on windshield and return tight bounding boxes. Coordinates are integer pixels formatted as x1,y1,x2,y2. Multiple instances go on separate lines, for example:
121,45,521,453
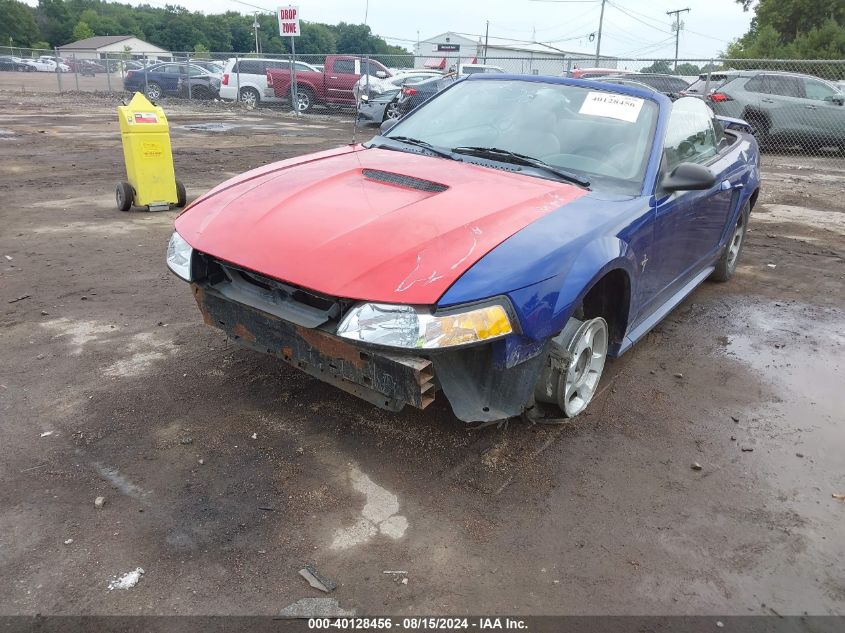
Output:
579,91,644,122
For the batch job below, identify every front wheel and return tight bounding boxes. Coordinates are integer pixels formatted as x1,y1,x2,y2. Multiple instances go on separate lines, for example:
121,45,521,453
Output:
711,202,750,282
145,82,162,101
534,316,609,419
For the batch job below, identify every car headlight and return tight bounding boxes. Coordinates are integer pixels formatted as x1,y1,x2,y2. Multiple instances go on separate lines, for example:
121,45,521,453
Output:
336,302,513,349
166,231,193,281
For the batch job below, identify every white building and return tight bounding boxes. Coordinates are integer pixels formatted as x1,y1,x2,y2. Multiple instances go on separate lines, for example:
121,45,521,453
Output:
414,31,617,75
58,36,170,61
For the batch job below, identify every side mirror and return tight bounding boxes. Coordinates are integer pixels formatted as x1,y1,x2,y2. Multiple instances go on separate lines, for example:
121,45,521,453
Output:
375,70,388,79
380,118,399,134
824,94,844,105
661,163,716,192
359,94,369,104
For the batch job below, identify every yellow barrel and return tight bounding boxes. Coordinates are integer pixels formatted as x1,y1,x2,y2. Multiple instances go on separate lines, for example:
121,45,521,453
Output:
116,92,184,211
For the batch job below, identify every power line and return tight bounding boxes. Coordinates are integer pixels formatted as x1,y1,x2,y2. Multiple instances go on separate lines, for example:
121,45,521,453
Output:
618,35,676,57
228,0,274,13
607,1,673,35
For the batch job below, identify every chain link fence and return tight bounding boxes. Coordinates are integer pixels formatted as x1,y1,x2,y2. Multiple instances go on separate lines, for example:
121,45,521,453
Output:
2,47,843,166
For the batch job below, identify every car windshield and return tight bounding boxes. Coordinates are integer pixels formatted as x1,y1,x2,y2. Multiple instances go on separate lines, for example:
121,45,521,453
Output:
385,79,658,193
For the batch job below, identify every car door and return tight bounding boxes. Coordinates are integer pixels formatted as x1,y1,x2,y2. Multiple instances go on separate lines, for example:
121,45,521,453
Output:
755,74,809,141
801,76,845,145
646,98,740,303
326,58,360,103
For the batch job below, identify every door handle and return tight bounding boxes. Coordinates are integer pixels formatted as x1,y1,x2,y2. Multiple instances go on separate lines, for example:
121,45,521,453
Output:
805,104,817,109
330,76,338,79
761,98,775,103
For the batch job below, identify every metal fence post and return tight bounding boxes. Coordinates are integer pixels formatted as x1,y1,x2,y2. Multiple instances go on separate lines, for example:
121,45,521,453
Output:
704,58,713,97
289,41,298,114
72,53,79,91
105,53,112,92
186,52,192,100
144,54,148,96
54,47,63,93
236,56,241,102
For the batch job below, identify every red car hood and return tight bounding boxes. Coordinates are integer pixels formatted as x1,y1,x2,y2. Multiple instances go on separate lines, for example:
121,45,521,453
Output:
175,146,586,304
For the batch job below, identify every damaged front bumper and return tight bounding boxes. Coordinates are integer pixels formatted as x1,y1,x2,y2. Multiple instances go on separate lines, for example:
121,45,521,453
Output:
192,284,548,423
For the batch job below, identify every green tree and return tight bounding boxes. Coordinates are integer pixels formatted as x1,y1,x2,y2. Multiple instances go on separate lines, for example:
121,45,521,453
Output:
675,62,700,75
640,59,672,74
71,20,94,41
729,0,845,59
36,0,72,46
299,22,337,54
0,0,40,47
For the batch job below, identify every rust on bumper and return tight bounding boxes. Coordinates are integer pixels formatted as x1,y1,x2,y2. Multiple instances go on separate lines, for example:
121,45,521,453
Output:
192,285,435,411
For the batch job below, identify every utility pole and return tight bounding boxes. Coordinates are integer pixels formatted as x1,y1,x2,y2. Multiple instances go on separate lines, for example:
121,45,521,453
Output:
594,0,606,67
253,12,261,54
666,7,690,72
483,20,490,63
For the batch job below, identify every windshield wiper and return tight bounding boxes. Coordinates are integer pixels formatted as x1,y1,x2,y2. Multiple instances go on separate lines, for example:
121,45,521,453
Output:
451,146,590,188
373,136,462,161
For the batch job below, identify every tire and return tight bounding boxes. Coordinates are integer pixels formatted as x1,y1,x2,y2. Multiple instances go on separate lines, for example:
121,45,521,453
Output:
533,316,609,419
745,111,770,149
175,180,187,208
296,87,314,112
145,82,162,101
239,87,260,109
116,182,134,212
383,100,401,122
711,201,750,282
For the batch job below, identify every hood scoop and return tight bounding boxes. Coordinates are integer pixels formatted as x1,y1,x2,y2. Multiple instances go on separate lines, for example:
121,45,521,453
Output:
362,168,448,193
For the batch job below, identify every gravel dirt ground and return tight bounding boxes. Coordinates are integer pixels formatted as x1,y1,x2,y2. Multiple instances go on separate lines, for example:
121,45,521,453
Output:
0,93,843,617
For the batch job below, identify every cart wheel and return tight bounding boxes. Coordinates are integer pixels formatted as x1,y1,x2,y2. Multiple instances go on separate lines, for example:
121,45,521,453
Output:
175,181,187,208
116,182,134,212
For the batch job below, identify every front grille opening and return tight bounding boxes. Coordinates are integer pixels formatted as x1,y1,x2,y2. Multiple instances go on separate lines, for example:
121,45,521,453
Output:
193,251,353,328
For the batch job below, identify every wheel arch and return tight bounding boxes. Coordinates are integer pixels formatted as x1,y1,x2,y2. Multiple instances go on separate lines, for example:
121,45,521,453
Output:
549,236,637,349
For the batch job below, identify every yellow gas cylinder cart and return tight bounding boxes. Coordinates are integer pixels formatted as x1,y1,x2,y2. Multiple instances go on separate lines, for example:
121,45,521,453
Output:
116,92,186,212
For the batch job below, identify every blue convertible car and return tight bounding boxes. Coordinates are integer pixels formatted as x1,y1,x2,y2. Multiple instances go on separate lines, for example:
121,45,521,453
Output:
168,75,760,423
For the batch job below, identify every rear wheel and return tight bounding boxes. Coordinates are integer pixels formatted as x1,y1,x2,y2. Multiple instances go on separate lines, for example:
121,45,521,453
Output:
239,87,260,109
175,180,187,208
383,100,401,121
745,111,770,148
533,316,609,419
711,202,750,282
296,88,314,112
116,182,134,212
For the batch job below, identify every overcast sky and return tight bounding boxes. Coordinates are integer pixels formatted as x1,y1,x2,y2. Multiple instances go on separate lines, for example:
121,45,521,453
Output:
31,0,755,59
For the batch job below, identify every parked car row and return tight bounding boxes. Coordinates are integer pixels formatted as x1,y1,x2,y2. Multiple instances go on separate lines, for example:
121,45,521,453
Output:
0,55,68,72
123,62,222,100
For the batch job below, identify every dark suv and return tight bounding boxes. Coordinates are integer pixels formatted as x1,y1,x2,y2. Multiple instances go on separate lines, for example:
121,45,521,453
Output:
698,70,845,150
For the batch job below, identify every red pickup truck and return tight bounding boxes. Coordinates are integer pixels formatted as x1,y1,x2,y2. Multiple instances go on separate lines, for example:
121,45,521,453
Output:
267,55,391,112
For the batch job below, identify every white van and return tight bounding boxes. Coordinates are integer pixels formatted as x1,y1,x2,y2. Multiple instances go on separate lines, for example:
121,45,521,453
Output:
219,57,318,107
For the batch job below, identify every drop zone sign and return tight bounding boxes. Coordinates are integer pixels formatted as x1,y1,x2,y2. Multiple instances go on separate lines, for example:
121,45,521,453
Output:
278,6,301,36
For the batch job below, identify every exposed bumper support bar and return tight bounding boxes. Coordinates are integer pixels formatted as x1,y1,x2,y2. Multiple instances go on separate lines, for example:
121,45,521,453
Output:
193,285,435,412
